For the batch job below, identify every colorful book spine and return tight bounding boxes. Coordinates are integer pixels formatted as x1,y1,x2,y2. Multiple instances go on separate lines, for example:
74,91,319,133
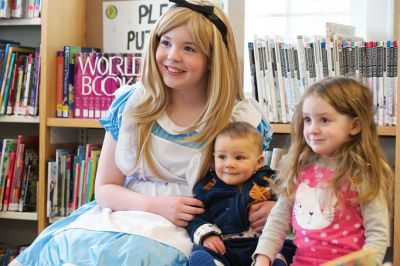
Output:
0,139,17,210
87,150,100,202
20,53,33,115
55,51,64,118
47,160,57,217
0,52,16,114
25,0,35,18
18,149,35,211
3,150,16,211
12,54,26,115
28,48,40,116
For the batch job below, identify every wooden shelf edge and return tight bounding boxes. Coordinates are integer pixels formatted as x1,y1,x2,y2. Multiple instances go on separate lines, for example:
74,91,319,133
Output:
0,211,38,221
272,124,395,136
48,216,63,224
0,18,41,26
377,126,396,136
47,118,103,128
0,115,39,123
271,123,291,134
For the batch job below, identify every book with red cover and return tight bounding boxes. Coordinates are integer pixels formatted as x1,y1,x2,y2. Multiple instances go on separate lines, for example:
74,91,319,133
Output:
63,46,100,118
73,52,141,119
2,151,16,211
55,51,64,118
72,161,81,211
8,135,38,211
5,52,21,115
0,138,17,211
73,52,97,118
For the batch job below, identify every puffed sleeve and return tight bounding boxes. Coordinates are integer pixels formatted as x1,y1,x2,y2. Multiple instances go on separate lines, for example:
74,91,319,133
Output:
231,97,273,150
99,85,135,141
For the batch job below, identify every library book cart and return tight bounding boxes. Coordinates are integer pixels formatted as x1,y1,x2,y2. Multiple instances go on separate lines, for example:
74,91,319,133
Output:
0,0,399,265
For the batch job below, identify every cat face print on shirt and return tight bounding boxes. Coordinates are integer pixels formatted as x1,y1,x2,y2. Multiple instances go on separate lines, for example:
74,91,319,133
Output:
293,181,336,230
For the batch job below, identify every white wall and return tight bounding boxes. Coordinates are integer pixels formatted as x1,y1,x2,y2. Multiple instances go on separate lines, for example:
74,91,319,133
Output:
226,0,245,64
351,0,394,40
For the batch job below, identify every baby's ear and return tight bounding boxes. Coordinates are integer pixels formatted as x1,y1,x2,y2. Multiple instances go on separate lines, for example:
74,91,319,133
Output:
350,117,362,135
256,153,265,168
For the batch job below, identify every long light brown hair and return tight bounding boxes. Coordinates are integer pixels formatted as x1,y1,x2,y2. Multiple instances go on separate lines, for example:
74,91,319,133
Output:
277,77,393,207
130,0,244,179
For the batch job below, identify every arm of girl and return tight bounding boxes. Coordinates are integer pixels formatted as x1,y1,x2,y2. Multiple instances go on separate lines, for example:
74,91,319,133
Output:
252,196,292,264
95,132,204,227
361,189,390,265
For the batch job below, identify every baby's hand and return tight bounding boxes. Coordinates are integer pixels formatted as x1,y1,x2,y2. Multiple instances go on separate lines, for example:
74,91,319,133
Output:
202,235,226,255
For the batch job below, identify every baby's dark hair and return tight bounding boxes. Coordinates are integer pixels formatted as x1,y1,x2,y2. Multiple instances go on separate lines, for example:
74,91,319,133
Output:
216,121,263,154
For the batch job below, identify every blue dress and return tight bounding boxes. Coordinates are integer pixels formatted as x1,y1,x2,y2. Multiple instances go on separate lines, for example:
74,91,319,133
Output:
11,83,273,266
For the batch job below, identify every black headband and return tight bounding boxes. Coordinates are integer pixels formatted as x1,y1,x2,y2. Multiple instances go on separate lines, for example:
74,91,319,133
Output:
169,0,228,46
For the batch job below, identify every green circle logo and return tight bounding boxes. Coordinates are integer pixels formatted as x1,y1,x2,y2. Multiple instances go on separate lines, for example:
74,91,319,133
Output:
105,5,118,20
213,0,224,10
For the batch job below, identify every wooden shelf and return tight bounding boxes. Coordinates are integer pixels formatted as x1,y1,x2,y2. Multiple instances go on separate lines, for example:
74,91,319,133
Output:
48,216,63,224
47,118,102,128
271,123,291,134
0,18,41,26
0,115,39,123
272,124,396,136
0,212,37,221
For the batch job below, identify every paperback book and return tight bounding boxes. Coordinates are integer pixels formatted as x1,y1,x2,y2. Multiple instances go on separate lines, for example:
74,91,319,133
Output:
73,52,141,119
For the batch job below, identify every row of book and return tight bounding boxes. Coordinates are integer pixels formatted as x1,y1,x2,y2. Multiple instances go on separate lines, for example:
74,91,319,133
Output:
0,41,40,117
0,0,41,19
264,147,287,171
248,35,398,126
0,135,38,212
56,46,141,119
0,244,27,266
47,143,102,218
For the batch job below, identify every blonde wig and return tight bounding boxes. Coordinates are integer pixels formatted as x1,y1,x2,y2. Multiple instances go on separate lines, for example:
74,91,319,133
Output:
130,0,243,179
277,77,393,207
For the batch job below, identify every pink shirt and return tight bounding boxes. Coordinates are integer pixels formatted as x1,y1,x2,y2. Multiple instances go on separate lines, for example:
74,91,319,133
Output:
291,164,365,265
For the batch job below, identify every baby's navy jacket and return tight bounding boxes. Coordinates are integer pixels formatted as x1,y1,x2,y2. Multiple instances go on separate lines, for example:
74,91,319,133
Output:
187,165,277,241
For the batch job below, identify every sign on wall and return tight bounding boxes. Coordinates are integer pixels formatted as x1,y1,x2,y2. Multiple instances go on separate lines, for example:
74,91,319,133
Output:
103,0,170,53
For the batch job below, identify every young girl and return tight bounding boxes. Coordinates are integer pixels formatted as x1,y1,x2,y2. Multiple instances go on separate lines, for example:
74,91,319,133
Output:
12,1,275,265
253,77,393,266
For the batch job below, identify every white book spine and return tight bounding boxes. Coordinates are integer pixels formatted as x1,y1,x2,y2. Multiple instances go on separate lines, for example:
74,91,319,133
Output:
274,37,288,123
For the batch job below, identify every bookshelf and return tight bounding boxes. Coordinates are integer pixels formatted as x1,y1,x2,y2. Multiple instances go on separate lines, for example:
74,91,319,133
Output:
0,17,41,245
0,0,102,241
38,0,102,232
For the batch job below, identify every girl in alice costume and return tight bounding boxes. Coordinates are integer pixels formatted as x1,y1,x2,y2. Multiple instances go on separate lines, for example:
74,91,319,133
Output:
12,1,276,265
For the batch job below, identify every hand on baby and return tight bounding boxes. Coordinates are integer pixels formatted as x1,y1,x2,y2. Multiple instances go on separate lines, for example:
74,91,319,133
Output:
203,235,226,255
156,195,204,227
248,200,276,233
